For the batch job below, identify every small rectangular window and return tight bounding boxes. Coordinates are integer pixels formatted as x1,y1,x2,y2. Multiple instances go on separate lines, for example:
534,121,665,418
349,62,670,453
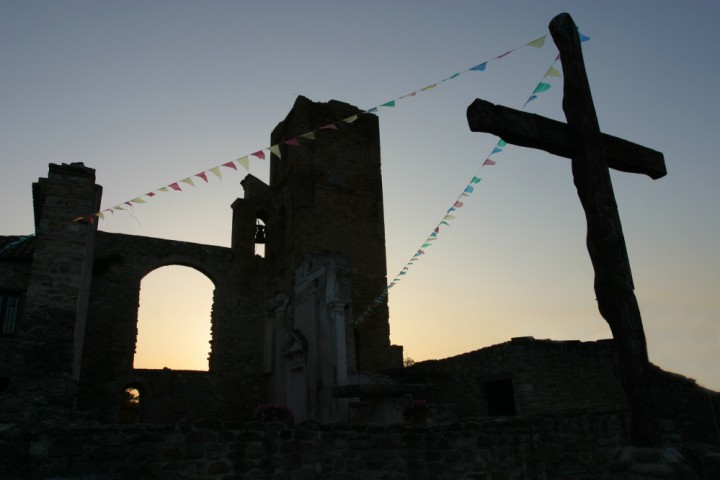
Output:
483,378,516,416
0,292,21,336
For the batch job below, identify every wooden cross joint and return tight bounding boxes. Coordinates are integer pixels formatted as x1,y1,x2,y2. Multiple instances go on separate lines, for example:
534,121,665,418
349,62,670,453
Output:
467,99,667,180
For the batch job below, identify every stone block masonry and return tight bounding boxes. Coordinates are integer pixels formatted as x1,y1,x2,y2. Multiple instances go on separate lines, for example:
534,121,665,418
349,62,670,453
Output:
1,410,718,479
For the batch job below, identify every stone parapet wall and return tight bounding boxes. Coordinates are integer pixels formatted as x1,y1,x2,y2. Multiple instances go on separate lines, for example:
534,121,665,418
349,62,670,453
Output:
2,410,718,479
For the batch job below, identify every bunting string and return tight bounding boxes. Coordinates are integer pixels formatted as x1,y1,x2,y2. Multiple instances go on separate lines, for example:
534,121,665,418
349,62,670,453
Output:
355,31,590,326
71,32,558,223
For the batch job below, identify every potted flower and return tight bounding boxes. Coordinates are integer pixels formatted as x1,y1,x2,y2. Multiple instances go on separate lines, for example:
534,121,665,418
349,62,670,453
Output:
253,403,295,425
403,399,429,425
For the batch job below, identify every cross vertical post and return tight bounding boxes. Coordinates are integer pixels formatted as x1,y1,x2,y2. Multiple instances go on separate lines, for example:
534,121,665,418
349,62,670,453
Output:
549,12,659,446
467,12,664,446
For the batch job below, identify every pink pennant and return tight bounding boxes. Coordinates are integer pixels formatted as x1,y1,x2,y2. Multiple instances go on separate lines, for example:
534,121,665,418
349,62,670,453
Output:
196,172,209,183
454,201,464,208
146,192,156,197
284,138,300,146
251,151,266,160
320,123,338,130
169,182,182,191
400,92,417,99
496,50,513,59
222,161,237,170
434,227,440,233
483,159,497,166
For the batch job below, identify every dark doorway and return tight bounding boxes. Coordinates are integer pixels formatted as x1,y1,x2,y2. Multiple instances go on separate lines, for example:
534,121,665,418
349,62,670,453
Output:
484,379,516,416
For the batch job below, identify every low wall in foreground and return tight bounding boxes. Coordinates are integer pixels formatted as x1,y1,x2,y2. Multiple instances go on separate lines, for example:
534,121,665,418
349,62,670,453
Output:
2,410,719,479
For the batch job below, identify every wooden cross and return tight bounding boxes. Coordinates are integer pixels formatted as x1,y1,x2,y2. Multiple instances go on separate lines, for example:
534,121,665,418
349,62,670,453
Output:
466,13,665,446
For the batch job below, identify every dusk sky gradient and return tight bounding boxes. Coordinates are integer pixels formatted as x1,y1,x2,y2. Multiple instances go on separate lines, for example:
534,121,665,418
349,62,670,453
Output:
2,1,718,389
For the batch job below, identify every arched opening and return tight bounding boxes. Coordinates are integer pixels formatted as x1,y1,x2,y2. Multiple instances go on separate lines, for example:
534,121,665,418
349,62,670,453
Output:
134,265,213,371
255,217,267,258
119,384,141,423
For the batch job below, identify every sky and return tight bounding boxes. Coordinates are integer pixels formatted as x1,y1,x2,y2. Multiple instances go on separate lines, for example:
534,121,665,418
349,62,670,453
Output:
1,1,718,390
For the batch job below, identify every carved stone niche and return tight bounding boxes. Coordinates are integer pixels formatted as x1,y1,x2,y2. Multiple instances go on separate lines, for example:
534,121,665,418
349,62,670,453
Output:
281,329,308,371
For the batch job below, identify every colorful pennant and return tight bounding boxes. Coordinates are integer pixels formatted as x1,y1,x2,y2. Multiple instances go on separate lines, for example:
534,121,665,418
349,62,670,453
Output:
355,45,571,326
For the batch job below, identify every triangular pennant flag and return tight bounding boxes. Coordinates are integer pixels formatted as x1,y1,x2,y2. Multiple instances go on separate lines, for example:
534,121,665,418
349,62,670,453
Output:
181,178,195,187
545,66,561,78
447,207,456,213
421,243,431,248
399,271,407,275
71,216,85,223
269,144,282,158
343,115,358,124
222,161,237,170
114,205,125,210
470,62,487,71
169,182,182,191
158,187,169,192
461,192,470,197
131,197,147,203
526,36,546,48
579,31,590,42
445,73,460,80
454,201,464,208
434,227,440,233
196,172,208,183
525,95,538,104
210,167,222,179
381,100,396,107
491,147,503,155
430,232,437,237
95,212,105,220
533,82,551,94
497,139,507,147
471,176,481,184
320,123,338,130
420,83,437,91
418,249,425,255
251,151,266,160
443,214,455,220
284,138,300,146
441,221,450,226
146,192,157,197
367,107,378,113
300,132,316,140
237,156,249,170
496,50,513,59
400,92,417,99
484,159,497,166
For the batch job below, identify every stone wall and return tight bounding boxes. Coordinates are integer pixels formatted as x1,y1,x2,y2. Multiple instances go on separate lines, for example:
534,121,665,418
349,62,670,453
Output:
2,410,718,480
78,231,267,423
395,337,720,444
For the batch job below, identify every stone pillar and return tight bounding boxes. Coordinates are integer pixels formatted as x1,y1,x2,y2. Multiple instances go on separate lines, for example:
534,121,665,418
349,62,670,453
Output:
15,163,102,410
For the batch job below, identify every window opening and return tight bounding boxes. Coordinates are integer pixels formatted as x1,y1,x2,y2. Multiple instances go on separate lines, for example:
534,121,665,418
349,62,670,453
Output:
0,292,21,336
255,218,266,257
484,379,516,416
134,266,213,371
119,385,141,423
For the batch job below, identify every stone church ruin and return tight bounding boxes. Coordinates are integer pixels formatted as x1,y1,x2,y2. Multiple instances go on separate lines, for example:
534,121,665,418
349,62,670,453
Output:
1,93,719,478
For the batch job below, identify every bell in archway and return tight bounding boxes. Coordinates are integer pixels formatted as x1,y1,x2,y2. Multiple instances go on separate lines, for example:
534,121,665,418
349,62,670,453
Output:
254,223,266,244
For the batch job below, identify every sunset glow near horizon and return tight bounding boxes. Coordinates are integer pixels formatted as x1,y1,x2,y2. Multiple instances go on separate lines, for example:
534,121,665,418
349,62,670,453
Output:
2,2,718,389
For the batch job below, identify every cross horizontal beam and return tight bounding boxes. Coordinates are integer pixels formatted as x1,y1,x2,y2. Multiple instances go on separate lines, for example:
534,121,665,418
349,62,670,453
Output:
467,99,666,180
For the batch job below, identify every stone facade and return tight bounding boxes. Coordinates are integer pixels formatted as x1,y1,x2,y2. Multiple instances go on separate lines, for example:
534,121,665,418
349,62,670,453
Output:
0,97,403,426
1,97,719,478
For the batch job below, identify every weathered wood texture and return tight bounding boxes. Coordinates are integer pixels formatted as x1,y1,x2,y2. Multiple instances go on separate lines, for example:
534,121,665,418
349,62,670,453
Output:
548,12,659,446
467,98,666,180
465,12,662,446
